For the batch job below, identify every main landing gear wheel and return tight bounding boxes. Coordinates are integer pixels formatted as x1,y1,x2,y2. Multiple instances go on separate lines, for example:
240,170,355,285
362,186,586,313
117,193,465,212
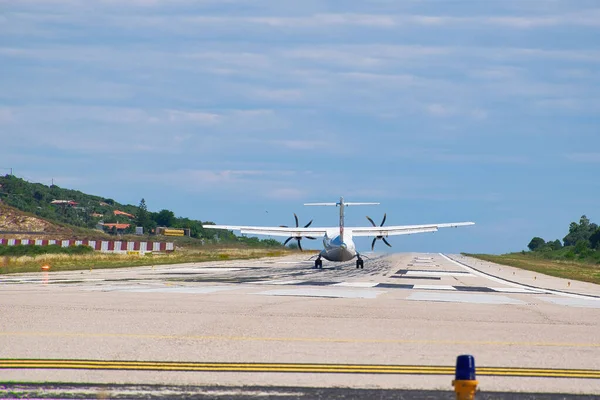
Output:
314,258,323,269
356,258,364,269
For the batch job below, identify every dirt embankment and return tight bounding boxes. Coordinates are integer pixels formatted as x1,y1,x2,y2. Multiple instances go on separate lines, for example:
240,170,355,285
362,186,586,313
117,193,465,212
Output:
0,203,92,239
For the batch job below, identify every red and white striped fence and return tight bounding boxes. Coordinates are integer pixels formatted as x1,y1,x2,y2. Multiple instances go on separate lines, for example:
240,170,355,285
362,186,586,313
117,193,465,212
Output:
0,238,174,253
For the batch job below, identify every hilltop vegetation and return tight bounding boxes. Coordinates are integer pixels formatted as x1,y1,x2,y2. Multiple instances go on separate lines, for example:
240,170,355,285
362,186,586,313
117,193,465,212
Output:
0,174,281,248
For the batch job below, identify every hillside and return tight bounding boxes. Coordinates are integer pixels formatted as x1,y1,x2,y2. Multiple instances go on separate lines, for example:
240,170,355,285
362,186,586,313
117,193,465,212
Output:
0,174,135,230
0,174,282,248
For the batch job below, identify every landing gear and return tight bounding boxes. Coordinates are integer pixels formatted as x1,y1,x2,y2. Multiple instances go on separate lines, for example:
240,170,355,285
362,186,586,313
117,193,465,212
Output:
314,257,323,269
356,256,364,269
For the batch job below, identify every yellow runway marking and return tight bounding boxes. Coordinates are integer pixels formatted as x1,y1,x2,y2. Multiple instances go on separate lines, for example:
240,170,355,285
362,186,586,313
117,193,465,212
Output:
1,331,599,348
2,360,600,378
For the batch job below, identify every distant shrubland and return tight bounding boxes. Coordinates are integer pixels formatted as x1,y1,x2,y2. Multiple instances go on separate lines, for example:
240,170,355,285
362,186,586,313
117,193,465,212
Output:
526,215,600,264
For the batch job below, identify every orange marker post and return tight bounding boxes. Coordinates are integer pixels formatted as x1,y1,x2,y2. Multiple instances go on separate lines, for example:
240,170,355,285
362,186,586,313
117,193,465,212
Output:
41,265,51,271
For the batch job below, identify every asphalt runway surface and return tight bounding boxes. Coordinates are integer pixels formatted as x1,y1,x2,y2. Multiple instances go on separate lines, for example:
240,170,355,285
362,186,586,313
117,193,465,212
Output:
1,383,599,399
1,252,599,399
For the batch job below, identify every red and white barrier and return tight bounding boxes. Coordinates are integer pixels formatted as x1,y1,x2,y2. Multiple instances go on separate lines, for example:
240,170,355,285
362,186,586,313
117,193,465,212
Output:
0,238,174,253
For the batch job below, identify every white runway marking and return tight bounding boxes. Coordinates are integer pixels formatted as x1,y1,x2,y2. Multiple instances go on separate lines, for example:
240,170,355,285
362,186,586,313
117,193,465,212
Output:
442,253,598,300
274,261,314,264
537,296,600,308
161,268,244,273
117,286,238,294
407,292,526,305
0,278,105,284
412,285,457,291
254,288,385,299
332,282,379,288
82,285,237,294
490,287,546,294
404,271,473,277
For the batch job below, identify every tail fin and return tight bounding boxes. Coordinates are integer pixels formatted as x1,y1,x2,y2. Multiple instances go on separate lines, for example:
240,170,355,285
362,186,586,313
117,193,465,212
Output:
304,197,379,242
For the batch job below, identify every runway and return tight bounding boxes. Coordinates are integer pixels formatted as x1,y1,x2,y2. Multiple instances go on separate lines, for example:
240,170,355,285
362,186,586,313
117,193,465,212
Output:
1,252,599,397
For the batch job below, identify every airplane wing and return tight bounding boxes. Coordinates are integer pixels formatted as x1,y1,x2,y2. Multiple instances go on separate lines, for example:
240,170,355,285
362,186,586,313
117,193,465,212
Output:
203,225,330,238
350,222,475,237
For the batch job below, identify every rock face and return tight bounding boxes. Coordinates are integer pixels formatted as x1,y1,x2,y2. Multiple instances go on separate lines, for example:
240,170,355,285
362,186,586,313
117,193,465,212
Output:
0,203,67,234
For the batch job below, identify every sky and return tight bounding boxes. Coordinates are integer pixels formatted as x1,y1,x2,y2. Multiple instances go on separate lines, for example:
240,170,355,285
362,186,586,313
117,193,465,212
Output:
1,0,599,254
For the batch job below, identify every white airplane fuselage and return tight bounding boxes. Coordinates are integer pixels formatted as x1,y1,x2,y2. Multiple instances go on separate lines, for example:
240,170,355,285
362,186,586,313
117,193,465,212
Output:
320,230,357,262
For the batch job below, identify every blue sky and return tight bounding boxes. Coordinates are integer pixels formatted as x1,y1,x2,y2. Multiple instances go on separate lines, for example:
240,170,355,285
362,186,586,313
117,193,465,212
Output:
1,0,599,254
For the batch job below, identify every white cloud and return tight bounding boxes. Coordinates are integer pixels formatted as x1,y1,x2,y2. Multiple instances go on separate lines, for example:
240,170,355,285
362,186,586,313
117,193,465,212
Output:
167,110,221,124
3,106,276,126
469,66,523,80
266,188,307,200
272,140,324,150
253,89,304,101
533,98,600,114
425,103,456,117
470,109,488,120
0,108,14,123
240,14,397,28
231,109,275,117
183,51,272,69
132,169,306,197
395,149,529,164
565,153,600,163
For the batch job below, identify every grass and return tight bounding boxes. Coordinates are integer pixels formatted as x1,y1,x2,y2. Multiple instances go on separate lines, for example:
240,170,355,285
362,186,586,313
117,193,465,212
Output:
0,247,296,275
465,252,600,285
0,244,94,257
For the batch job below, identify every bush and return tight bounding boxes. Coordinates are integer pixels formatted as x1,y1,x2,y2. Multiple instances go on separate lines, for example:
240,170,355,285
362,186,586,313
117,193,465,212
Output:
574,240,589,255
564,250,575,260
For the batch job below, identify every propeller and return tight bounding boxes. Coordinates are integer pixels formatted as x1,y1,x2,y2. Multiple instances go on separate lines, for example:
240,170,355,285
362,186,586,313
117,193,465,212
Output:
366,213,392,251
281,213,316,251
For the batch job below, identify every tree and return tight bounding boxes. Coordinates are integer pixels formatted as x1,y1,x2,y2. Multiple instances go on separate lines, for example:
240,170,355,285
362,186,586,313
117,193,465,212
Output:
135,198,152,233
590,228,600,250
528,237,546,251
33,190,44,201
154,209,176,227
574,240,589,255
563,215,598,247
549,239,562,251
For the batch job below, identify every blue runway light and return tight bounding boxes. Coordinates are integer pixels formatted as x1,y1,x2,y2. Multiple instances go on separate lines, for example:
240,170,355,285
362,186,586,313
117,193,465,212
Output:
455,354,476,381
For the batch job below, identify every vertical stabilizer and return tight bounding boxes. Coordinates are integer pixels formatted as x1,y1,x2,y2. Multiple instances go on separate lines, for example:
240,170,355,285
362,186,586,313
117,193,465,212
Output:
304,198,380,243
338,197,345,242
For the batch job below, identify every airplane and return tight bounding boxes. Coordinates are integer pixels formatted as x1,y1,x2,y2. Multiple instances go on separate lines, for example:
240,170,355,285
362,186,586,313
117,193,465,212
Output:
203,197,474,269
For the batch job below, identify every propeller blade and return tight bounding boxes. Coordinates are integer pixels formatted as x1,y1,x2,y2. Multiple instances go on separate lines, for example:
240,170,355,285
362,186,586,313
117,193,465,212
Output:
366,216,376,227
279,225,288,228
294,213,299,228
371,238,377,251
304,219,313,228
283,237,293,246
306,236,316,240
297,238,303,252
381,213,387,227
382,237,392,247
